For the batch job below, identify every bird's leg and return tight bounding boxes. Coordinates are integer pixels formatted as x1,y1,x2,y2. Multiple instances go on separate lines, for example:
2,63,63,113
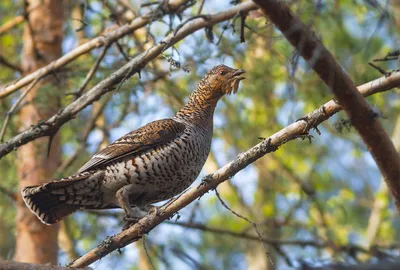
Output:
116,185,146,230
140,205,160,216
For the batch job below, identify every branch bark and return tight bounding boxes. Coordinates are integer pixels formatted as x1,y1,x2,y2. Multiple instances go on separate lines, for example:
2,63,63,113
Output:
68,71,400,268
0,1,258,159
0,0,192,99
252,0,400,211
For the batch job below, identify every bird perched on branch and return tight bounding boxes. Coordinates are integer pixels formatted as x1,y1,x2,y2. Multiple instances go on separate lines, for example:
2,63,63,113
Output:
22,65,246,229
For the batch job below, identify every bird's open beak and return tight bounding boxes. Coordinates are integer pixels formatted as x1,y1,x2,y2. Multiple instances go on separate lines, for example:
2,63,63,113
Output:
232,69,246,80
230,69,246,94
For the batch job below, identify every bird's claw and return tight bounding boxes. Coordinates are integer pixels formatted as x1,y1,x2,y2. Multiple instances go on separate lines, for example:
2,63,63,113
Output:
296,133,314,143
122,215,140,231
148,206,160,216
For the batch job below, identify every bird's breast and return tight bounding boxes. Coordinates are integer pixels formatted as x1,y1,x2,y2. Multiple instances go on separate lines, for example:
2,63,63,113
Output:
103,127,212,204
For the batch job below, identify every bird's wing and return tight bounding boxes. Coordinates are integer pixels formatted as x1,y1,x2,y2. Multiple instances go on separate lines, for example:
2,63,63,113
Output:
77,118,186,173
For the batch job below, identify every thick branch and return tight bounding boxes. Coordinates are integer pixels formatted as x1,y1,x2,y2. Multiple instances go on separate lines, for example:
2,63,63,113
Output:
0,0,191,99
68,71,400,268
253,0,400,211
0,1,258,159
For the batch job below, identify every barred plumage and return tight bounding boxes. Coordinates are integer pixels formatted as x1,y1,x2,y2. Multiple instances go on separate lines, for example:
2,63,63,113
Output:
22,65,246,227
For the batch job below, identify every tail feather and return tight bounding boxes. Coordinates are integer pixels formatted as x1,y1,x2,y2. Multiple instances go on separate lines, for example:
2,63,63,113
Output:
21,171,104,224
22,187,79,224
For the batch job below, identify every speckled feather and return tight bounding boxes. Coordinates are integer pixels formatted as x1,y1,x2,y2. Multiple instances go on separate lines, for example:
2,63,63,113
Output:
21,65,246,225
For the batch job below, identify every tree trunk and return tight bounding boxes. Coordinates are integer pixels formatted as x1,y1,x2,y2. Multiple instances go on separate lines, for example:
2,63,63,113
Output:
14,0,63,264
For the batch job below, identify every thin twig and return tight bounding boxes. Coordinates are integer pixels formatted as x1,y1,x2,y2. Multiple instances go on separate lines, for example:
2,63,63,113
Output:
0,77,41,142
55,95,111,175
74,41,113,99
0,55,22,73
83,210,397,259
0,185,16,201
23,1,41,60
142,236,156,270
197,0,205,15
167,221,393,259
214,188,274,267
172,14,211,37
373,49,399,62
115,41,130,62
0,1,41,36
368,62,388,75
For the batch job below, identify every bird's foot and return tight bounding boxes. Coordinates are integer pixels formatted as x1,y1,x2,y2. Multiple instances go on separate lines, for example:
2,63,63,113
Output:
122,215,140,231
121,206,159,230
296,133,314,143
198,174,213,188
147,205,160,216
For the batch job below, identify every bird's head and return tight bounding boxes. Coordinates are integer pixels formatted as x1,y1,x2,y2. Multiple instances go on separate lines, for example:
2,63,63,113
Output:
178,65,246,118
201,65,246,99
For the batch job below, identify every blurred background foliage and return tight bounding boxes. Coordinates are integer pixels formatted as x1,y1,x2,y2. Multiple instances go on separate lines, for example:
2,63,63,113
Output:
0,0,399,269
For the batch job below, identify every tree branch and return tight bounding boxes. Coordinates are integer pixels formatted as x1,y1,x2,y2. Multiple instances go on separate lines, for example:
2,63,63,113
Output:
252,0,400,211
0,0,192,99
0,77,41,142
0,55,22,73
168,221,396,259
68,71,400,268
0,185,16,201
171,221,327,247
0,15,24,36
73,41,113,98
0,1,41,36
0,1,258,159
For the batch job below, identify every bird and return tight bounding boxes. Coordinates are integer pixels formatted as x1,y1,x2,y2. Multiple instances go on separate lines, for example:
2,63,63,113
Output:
21,65,246,228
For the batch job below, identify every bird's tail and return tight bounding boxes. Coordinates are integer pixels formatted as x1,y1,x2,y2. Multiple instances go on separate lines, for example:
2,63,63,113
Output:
21,171,104,224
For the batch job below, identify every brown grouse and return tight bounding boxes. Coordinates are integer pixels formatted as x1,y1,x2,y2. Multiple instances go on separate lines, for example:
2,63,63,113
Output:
22,65,246,227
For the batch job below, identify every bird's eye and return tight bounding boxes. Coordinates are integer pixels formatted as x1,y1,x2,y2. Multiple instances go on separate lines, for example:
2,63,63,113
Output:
219,70,226,76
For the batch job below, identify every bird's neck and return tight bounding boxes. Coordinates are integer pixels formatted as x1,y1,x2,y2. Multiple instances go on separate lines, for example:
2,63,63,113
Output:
175,83,221,125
